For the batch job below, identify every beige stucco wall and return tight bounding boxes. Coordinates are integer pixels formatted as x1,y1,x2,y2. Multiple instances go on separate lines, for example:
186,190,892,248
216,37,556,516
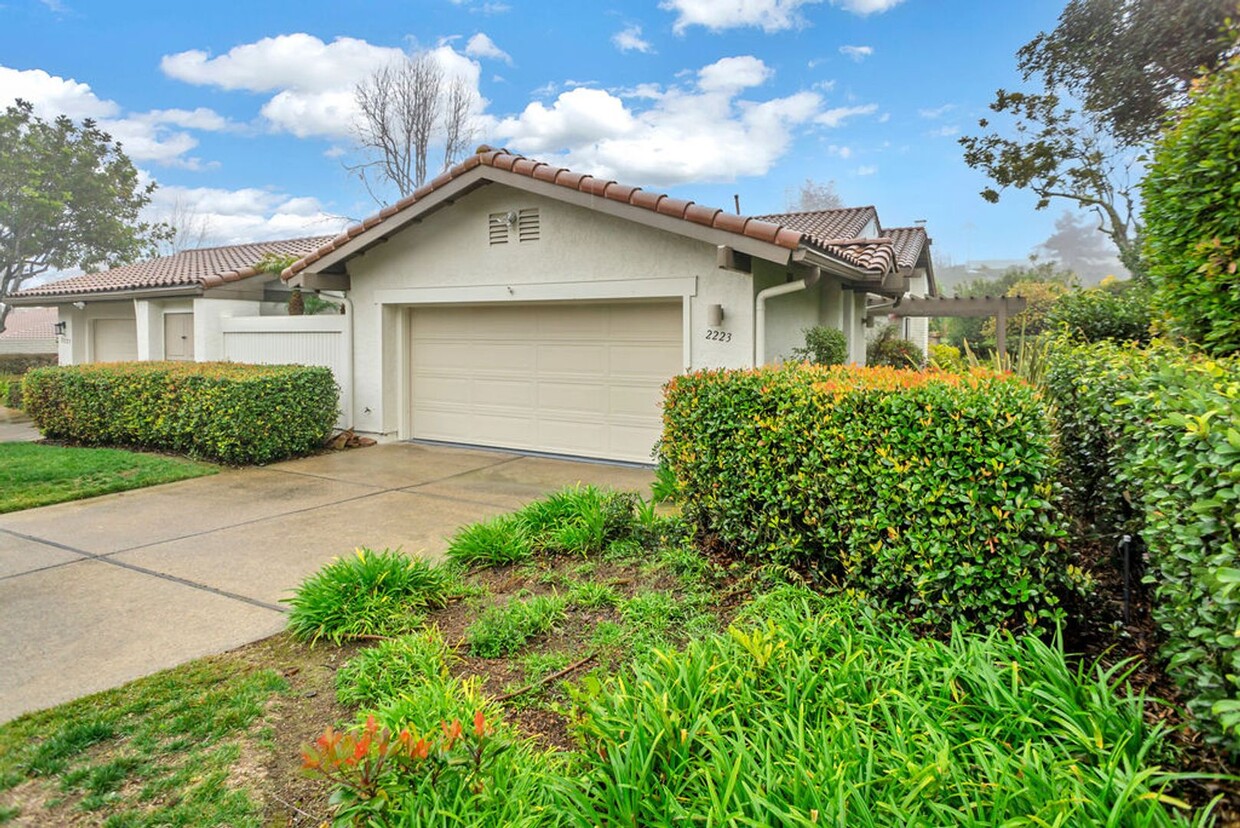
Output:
339,182,856,438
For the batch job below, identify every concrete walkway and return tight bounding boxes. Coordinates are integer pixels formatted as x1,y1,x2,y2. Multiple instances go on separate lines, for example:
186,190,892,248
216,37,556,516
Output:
0,443,652,722
0,406,38,442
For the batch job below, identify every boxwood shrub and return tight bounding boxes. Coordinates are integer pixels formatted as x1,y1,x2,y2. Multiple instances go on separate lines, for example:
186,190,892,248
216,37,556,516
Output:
660,364,1073,631
1043,339,1240,750
22,361,338,464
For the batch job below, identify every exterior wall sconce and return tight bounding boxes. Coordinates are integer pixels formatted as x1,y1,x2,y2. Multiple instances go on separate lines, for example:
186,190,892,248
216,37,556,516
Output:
706,303,724,326
54,321,67,336
72,301,86,310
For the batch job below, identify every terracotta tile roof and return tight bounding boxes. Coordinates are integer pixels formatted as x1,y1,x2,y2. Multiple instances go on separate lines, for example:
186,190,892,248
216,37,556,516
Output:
13,237,334,299
881,226,930,269
283,147,900,281
753,207,878,246
0,307,56,339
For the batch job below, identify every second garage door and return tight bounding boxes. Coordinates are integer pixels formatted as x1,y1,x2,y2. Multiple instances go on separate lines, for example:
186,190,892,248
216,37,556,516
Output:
92,318,138,362
409,301,682,463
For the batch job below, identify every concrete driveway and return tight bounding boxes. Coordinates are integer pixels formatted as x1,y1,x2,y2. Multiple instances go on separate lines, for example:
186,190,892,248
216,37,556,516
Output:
0,442,652,723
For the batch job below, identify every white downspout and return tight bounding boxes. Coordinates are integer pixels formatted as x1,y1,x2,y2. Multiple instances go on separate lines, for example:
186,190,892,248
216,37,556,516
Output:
320,291,355,430
754,269,821,367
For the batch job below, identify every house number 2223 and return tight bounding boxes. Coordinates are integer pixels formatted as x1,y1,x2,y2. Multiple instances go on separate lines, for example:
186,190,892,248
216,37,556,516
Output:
705,329,732,342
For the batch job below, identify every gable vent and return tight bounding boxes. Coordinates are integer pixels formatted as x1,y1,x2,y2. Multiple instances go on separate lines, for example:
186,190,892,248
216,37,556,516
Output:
488,211,512,246
517,208,540,243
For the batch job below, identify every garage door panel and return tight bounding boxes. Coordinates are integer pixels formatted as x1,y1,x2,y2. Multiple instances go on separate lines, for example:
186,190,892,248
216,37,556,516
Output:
410,302,682,463
93,318,138,362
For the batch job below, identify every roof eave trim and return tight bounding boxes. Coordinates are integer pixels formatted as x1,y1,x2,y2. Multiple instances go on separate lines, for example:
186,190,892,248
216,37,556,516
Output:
6,284,204,305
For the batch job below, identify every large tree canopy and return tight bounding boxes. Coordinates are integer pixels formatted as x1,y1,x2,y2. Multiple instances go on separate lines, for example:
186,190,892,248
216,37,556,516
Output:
0,99,168,331
960,0,1237,278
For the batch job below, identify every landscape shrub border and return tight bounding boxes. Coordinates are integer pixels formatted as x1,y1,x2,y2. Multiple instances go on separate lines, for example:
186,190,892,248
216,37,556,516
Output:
21,361,338,465
660,363,1074,631
1043,338,1240,750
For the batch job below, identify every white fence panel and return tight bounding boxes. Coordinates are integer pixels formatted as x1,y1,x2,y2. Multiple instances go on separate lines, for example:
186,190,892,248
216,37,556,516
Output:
220,315,350,426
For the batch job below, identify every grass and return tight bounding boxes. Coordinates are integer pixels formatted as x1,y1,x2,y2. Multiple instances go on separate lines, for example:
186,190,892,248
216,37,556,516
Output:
0,442,216,513
466,594,568,658
0,654,285,826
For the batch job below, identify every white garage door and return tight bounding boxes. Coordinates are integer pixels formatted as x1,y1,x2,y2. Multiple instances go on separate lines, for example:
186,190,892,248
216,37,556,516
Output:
409,302,682,463
92,318,138,362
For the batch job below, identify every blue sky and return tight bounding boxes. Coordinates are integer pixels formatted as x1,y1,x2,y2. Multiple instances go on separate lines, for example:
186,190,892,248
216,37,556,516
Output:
0,0,1080,266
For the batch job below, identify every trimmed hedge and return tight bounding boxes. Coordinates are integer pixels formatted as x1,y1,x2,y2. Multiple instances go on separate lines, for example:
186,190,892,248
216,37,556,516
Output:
661,364,1073,631
22,361,338,464
0,374,21,409
1043,340,1240,750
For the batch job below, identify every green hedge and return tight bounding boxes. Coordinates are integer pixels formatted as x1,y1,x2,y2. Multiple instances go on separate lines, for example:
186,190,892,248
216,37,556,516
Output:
22,361,338,464
1043,340,1240,750
660,364,1073,631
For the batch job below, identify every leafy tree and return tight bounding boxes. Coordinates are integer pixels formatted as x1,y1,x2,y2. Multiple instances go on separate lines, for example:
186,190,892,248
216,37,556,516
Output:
790,326,847,365
0,100,168,332
1034,210,1128,285
1045,280,1154,345
1142,56,1240,356
960,0,1237,277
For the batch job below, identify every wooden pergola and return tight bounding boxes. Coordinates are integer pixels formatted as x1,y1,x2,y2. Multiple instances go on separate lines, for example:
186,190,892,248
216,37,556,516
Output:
867,295,1029,354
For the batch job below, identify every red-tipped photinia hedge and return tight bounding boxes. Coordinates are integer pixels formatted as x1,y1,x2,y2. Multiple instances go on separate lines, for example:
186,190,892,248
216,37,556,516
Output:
22,361,338,465
660,364,1076,631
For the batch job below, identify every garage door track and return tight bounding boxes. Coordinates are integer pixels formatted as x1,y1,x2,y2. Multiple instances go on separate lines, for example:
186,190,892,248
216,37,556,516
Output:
0,443,652,723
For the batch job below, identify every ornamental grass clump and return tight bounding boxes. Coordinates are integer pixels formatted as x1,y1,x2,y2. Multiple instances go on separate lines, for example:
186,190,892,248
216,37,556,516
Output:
569,587,1217,826
284,548,461,644
660,363,1074,631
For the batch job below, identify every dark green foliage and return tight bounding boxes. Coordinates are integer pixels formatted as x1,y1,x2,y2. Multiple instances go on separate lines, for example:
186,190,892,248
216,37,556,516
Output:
1046,282,1154,344
569,589,1212,826
1043,339,1240,749
284,548,461,644
661,364,1073,631
866,324,924,368
0,100,171,327
0,353,55,374
21,361,338,464
1142,57,1240,356
0,375,20,409
789,325,847,366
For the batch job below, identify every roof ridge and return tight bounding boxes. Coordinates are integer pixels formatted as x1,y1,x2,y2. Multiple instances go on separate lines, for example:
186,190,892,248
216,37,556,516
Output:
755,205,877,217
179,234,336,254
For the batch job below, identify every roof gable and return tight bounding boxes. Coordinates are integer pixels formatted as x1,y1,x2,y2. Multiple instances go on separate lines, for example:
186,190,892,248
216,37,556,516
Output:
284,147,910,284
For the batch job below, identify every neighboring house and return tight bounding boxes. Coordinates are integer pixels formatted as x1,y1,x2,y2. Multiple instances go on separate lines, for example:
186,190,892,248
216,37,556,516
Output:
6,238,333,365
0,307,57,356
279,146,938,463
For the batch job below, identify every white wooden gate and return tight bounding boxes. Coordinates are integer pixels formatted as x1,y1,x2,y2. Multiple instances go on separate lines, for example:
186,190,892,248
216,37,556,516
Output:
220,315,350,426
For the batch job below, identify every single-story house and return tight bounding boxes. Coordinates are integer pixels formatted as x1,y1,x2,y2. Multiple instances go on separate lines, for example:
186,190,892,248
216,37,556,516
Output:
6,237,332,364
0,307,58,356
11,146,938,463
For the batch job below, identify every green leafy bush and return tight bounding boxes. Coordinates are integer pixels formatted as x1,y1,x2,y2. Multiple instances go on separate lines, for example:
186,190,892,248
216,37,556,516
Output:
284,549,461,644
335,628,456,708
1043,339,1240,749
1142,56,1240,356
0,353,55,374
661,364,1072,630
1046,282,1154,345
21,361,337,464
569,588,1212,826
928,343,964,372
866,324,924,367
790,325,847,366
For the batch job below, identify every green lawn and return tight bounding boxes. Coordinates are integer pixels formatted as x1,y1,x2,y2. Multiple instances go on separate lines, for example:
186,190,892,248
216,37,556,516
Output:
0,443,217,514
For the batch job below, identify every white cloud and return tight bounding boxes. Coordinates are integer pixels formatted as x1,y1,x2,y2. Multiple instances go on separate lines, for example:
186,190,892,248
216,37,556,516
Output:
918,103,955,119
854,164,877,176
613,25,654,53
147,185,347,246
928,124,959,138
464,33,511,64
661,0,904,32
449,0,510,12
0,65,224,167
815,103,878,127
495,56,824,186
161,34,486,140
839,45,872,62
826,144,852,159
